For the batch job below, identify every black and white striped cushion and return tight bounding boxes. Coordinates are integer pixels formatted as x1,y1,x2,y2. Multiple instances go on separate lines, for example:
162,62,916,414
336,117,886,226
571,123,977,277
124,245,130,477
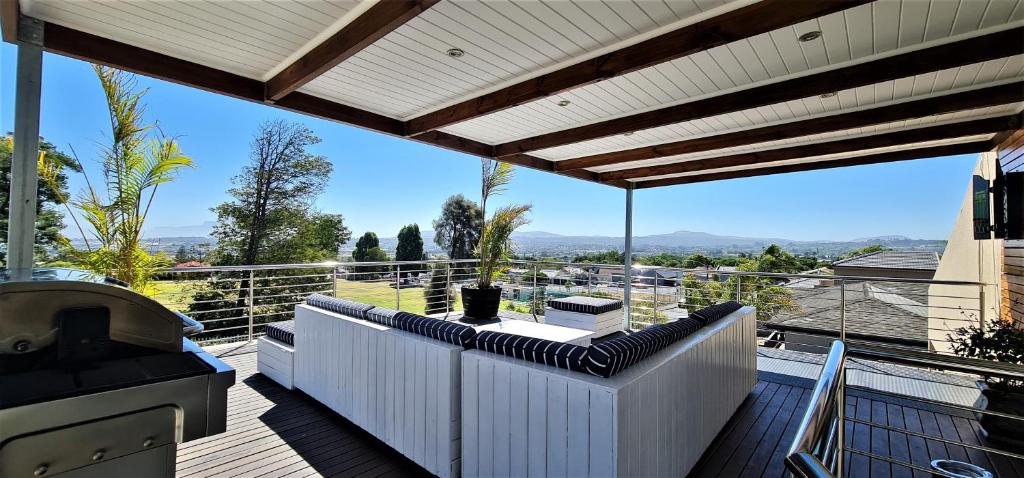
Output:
584,317,702,378
690,301,743,326
391,312,476,348
264,320,295,346
305,294,374,320
365,307,403,327
547,296,623,315
474,331,589,372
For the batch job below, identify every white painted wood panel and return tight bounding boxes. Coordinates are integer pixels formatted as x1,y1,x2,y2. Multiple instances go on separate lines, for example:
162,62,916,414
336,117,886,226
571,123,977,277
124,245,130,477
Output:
294,305,462,478
257,336,295,390
462,307,756,478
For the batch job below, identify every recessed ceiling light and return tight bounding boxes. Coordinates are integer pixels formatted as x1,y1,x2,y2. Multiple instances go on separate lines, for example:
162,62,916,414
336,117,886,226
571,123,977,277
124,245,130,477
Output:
623,132,634,136
798,31,822,42
446,48,465,58
557,100,571,107
820,92,837,98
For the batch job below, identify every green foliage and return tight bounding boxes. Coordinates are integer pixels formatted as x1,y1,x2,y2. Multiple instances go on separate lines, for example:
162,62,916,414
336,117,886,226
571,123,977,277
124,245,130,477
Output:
837,244,890,261
352,232,381,261
174,246,192,263
210,119,348,265
45,67,192,292
948,319,1024,392
395,224,425,265
480,159,513,219
0,135,81,266
477,204,531,289
433,194,482,260
424,264,454,315
572,250,624,264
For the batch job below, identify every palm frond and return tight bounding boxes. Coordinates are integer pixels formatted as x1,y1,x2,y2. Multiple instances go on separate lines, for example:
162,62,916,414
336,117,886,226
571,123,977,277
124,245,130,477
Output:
476,204,531,288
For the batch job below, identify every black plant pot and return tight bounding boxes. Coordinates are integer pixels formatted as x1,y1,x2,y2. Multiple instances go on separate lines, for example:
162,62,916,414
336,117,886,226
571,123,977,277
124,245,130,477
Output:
977,383,1024,454
461,286,501,322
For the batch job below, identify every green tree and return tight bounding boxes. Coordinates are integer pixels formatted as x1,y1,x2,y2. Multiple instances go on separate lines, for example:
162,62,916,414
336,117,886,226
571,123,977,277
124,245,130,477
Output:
572,250,623,264
433,194,482,260
0,136,82,266
174,246,192,264
210,119,345,265
352,232,380,262
837,244,889,261
45,66,193,291
424,264,454,315
395,224,425,262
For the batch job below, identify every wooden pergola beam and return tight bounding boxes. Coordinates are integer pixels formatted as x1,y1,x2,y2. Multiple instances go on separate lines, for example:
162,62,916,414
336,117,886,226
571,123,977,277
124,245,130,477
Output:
1,0,18,43
633,141,993,188
35,19,620,188
403,0,866,136
265,0,438,102
601,115,1019,181
556,82,1024,172
494,27,1024,157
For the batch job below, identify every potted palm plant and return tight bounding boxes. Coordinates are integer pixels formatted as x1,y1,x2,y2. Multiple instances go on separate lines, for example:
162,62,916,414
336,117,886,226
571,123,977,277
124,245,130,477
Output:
948,318,1024,452
462,204,531,321
461,160,530,322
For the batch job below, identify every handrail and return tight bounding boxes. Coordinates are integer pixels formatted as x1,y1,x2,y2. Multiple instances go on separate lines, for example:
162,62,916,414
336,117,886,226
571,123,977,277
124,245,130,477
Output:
786,340,847,478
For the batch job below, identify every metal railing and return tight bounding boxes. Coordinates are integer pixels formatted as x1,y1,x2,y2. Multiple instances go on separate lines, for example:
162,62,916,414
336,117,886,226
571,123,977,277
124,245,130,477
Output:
786,340,1024,478
786,340,847,478
143,259,992,355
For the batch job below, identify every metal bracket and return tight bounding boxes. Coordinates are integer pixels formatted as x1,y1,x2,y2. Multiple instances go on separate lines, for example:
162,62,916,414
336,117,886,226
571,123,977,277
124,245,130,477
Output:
17,16,43,46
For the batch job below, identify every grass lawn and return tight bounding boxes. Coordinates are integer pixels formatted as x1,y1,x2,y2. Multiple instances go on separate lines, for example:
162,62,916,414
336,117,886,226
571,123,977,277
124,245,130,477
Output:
334,278,463,314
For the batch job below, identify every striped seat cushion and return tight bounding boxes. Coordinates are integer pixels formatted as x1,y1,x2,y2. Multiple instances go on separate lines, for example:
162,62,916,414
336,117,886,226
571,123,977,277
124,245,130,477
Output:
391,312,476,348
474,331,589,372
305,294,374,320
690,301,743,326
584,317,702,378
547,296,623,315
365,307,403,327
264,320,295,346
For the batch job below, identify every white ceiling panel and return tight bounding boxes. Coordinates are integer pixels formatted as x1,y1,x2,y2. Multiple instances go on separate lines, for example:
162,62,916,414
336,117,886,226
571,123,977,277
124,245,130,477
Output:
589,102,1022,174
23,0,363,80
631,134,996,183
440,0,1024,145
525,57,1024,161
298,0,751,118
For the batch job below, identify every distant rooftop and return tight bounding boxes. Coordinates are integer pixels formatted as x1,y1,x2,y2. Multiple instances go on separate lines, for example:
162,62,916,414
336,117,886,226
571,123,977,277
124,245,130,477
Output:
832,250,940,271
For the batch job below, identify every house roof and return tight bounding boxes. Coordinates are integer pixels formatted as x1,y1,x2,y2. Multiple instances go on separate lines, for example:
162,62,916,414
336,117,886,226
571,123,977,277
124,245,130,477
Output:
3,0,1018,190
833,251,940,271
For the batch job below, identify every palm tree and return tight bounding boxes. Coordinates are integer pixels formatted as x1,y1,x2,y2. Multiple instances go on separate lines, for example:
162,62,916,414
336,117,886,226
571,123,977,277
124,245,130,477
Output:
480,159,513,222
42,66,193,291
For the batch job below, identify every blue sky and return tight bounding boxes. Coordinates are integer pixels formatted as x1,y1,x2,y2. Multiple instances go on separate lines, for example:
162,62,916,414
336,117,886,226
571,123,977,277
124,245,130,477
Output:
2,44,979,241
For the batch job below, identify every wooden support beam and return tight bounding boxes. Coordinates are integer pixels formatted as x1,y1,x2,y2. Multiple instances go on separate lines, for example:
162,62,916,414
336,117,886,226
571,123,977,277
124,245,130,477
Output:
265,0,438,102
633,142,992,188
1,0,19,43
403,0,866,135
557,82,1024,172
600,115,1021,181
494,27,1024,157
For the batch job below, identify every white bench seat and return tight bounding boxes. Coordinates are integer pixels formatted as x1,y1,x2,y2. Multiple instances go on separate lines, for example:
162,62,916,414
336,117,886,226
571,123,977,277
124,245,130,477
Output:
257,336,295,390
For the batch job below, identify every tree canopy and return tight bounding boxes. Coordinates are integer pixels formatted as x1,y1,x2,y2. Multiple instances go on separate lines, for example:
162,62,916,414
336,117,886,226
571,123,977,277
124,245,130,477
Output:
0,136,80,266
210,120,349,265
352,232,381,262
433,194,482,260
395,224,425,263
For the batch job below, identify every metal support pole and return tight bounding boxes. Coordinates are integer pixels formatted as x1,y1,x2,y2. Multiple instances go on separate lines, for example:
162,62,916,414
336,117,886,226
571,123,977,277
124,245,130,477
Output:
445,262,452,315
979,285,986,330
395,264,401,310
247,269,255,342
6,19,44,281
587,269,593,296
532,263,539,315
653,271,659,324
623,187,634,330
332,266,338,297
735,275,742,303
839,279,847,342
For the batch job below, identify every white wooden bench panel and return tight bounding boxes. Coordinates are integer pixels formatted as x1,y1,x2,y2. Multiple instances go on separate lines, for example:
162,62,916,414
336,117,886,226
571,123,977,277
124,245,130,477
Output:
294,305,462,478
461,307,756,478
257,336,295,390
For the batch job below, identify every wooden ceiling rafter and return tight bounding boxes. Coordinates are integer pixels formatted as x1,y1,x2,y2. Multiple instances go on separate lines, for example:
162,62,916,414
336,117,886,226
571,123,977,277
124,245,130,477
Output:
632,141,994,188
492,27,1024,157
402,0,868,136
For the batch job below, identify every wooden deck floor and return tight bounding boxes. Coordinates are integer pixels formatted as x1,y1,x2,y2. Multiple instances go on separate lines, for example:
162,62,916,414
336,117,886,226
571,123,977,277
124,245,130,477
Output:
183,343,1023,478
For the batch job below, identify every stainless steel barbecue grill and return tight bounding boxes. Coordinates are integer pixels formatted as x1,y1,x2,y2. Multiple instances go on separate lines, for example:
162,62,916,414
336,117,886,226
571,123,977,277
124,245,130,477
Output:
0,269,234,478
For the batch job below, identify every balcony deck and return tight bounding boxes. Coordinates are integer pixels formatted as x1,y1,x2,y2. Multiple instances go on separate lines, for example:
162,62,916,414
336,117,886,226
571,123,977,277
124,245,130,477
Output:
182,341,1024,478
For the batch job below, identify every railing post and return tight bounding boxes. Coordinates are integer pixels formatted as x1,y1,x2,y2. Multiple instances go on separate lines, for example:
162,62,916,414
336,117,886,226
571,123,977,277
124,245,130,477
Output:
587,269,593,296
395,264,401,310
247,269,255,342
979,284,986,330
839,279,846,342
735,275,742,303
332,265,338,297
837,368,846,478
653,271,659,324
532,263,539,315
445,262,452,314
